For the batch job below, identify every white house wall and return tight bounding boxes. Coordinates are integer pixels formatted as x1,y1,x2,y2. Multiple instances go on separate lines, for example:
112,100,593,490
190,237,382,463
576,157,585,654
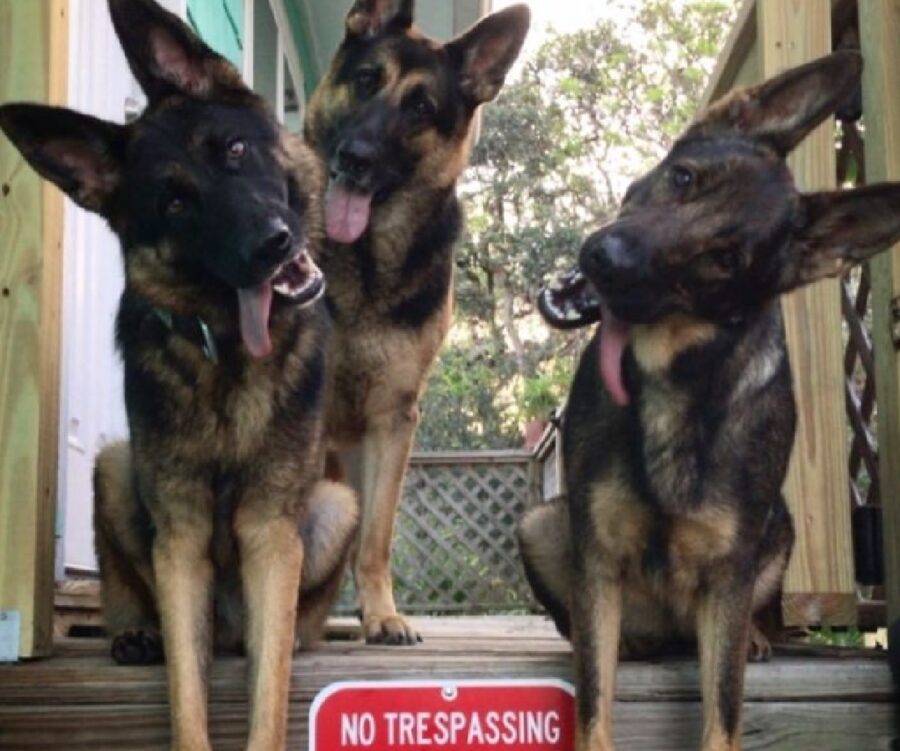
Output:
58,0,185,575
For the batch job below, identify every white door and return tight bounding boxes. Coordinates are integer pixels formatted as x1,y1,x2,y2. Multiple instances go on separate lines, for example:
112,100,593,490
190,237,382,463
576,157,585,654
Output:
57,0,186,576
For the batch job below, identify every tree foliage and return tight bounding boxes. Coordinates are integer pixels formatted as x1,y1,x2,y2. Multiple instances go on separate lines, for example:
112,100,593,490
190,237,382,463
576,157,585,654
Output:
416,0,738,450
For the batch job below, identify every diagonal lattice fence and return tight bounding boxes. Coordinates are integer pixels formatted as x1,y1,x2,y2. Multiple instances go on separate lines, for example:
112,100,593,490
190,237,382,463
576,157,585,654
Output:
336,451,541,615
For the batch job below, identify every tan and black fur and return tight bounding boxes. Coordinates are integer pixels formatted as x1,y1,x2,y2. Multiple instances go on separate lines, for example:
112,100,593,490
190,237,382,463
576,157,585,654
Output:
305,0,530,644
0,1,357,749
519,51,900,750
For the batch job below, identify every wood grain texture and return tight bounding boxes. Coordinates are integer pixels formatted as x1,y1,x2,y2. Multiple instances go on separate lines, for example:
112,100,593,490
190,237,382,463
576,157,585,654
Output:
859,0,900,632
35,0,68,659
0,0,67,658
0,621,894,750
0,702,895,751
757,0,856,626
699,0,758,108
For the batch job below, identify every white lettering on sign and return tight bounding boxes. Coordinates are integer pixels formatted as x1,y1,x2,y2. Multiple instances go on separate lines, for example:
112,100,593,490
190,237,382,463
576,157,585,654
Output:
340,712,376,746
339,710,562,747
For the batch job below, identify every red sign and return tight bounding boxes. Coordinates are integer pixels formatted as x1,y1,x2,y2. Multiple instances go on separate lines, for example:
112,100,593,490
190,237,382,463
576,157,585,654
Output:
309,679,575,750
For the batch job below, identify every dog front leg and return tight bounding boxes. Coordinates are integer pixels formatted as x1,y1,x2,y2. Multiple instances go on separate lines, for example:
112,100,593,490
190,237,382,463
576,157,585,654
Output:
355,405,420,645
151,497,215,751
235,505,303,751
696,575,754,751
572,568,622,751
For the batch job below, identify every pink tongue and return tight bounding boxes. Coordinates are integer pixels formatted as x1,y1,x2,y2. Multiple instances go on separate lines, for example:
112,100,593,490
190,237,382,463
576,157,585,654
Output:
237,283,273,359
325,182,373,244
598,303,631,406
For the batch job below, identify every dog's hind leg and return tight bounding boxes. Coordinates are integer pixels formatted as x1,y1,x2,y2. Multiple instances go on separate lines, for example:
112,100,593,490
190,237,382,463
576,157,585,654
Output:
296,480,359,649
748,494,795,663
517,498,572,638
696,570,755,751
93,442,163,665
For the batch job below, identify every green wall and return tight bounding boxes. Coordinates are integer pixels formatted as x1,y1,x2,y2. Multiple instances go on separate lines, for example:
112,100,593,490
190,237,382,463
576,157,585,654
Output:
286,0,475,98
187,0,244,69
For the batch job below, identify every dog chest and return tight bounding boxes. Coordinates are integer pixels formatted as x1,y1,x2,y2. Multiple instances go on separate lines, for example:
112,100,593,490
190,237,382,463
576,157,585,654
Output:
586,475,740,597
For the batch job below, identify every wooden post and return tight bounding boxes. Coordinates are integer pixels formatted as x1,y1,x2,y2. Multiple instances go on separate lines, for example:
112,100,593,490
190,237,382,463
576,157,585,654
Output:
858,0,900,638
757,0,857,626
0,0,67,658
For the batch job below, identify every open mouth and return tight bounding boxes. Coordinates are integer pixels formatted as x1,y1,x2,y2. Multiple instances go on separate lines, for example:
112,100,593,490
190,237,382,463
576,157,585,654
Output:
272,251,325,307
538,266,632,407
537,266,602,329
237,249,325,359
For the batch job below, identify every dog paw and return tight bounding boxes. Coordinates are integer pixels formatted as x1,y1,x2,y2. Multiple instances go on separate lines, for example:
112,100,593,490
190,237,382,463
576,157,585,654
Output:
363,614,422,646
111,629,165,665
747,624,773,663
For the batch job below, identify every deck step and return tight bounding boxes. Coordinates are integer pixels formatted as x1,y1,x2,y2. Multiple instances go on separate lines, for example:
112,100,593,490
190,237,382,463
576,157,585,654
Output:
0,617,896,750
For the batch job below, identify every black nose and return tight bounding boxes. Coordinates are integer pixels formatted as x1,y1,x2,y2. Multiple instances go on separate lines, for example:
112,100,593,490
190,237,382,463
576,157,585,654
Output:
580,232,638,278
335,139,377,179
256,220,293,267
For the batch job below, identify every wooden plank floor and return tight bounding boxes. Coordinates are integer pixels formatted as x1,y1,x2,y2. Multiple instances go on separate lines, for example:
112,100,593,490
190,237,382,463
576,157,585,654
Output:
0,616,896,750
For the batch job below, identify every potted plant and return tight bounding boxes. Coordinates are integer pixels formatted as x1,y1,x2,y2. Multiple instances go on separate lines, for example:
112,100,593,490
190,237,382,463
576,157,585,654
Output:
521,372,563,449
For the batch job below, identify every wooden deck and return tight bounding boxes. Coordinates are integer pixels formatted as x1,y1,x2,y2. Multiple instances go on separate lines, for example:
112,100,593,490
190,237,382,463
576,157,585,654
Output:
0,616,896,750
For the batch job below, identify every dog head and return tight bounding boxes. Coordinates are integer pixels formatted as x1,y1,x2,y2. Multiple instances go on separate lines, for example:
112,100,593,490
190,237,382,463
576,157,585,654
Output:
0,0,324,358
541,51,900,335
305,0,530,244
579,50,900,324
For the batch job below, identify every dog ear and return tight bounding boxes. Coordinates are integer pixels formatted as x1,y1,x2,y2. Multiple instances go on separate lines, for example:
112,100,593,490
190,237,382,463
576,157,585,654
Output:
445,5,530,106
345,0,414,40
694,50,862,155
777,184,900,291
0,103,125,216
108,0,248,102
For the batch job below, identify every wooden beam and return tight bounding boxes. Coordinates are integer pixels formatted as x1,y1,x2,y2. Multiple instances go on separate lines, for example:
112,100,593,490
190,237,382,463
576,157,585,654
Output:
699,0,757,109
702,0,858,111
858,0,900,635
0,0,67,658
757,0,856,626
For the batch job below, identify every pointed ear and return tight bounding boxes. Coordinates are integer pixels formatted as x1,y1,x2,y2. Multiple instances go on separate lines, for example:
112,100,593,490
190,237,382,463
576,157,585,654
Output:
445,4,530,106
345,0,414,40
777,184,900,291
108,0,247,101
695,50,863,154
0,103,125,216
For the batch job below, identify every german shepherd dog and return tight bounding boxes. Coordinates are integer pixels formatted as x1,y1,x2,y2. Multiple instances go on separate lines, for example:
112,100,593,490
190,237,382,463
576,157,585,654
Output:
0,0,358,748
304,0,530,644
519,51,900,750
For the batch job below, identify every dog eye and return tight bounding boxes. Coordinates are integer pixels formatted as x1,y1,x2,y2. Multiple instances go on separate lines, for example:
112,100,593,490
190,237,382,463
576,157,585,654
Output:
159,184,194,218
670,165,694,191
163,196,185,217
713,248,742,271
354,67,382,98
227,139,247,161
406,89,435,121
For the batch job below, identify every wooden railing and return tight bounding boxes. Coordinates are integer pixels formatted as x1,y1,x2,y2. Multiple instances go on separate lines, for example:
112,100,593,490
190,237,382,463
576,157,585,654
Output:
696,0,900,631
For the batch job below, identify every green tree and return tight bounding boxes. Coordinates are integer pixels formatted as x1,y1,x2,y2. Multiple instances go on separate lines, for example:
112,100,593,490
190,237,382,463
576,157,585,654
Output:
416,0,738,451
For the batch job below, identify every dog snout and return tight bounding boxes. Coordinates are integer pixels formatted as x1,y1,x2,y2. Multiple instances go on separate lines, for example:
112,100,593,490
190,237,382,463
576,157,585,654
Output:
580,232,638,279
335,138,378,179
255,219,294,267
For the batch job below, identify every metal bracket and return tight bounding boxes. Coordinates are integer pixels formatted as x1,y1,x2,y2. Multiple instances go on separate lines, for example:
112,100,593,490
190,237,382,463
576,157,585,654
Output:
0,610,20,663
